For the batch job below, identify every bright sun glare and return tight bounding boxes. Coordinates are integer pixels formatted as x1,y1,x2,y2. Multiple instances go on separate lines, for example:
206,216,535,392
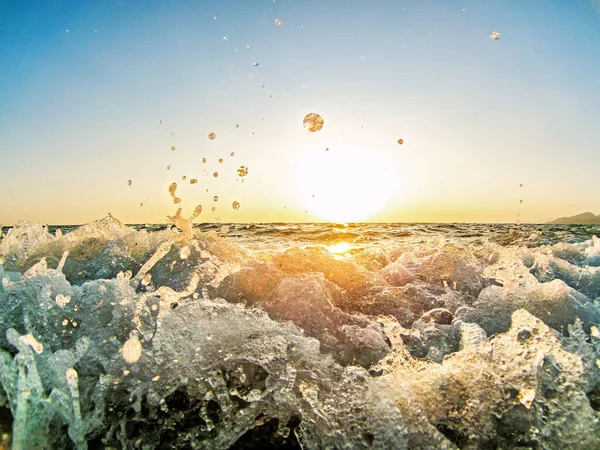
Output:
295,148,397,223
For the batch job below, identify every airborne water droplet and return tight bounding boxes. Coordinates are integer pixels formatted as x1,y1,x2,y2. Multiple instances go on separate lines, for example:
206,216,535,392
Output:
490,31,501,40
232,201,241,210
237,166,249,177
171,145,176,151
274,18,282,26
127,179,132,186
303,113,324,132
213,172,219,177
397,138,404,145
213,196,219,202
218,158,223,163
202,158,207,163
208,132,216,140
253,62,259,67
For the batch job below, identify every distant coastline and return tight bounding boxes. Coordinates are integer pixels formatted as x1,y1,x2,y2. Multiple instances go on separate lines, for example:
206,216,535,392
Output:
547,212,600,224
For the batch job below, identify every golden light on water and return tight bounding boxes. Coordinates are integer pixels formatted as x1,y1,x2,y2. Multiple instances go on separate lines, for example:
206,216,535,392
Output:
295,147,398,223
326,242,352,254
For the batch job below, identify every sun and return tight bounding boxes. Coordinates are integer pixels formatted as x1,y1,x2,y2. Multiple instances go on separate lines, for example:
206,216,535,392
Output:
295,147,398,223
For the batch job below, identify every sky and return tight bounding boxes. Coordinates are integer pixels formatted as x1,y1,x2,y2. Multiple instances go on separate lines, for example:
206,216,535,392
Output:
1,0,599,225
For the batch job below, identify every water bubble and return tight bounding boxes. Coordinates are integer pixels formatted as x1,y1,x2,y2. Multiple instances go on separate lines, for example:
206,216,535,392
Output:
520,199,523,203
253,62,259,67
213,172,219,177
182,175,187,180
397,138,404,145
127,179,132,186
260,83,265,88
490,31,501,40
167,165,171,170
230,152,235,157
202,158,207,163
520,183,523,187
171,145,176,151
303,113,324,132
211,207,216,211
158,119,162,124
213,196,219,202
140,203,143,207
274,18,282,26
222,36,228,41
208,132,217,140
237,166,249,177
325,147,329,151
218,158,223,163
190,178,198,184
232,201,241,210
236,124,240,128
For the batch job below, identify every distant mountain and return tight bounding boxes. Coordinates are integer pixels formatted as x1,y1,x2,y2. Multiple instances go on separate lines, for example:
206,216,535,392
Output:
547,212,600,224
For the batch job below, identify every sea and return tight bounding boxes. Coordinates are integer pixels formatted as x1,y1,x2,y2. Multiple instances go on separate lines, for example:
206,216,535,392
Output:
1,217,599,449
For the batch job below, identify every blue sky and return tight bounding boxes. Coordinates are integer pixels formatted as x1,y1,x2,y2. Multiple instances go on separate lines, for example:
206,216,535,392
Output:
1,0,599,224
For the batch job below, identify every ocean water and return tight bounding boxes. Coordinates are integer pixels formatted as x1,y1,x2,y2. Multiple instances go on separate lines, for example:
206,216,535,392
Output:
1,216,600,449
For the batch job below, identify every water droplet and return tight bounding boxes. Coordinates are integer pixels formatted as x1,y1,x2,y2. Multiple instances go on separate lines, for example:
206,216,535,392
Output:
397,138,404,145
490,31,501,40
171,145,176,151
519,183,523,187
274,18,282,26
122,336,142,364
213,196,219,202
520,199,523,203
235,123,240,128
223,36,228,41
232,201,241,210
253,62,259,67
167,165,171,170
158,119,162,124
127,179,132,186
202,158,207,163
237,166,249,177
190,178,198,184
260,83,265,88
303,113,324,132
213,172,219,177
182,175,187,180
230,152,235,156
218,158,223,163
139,203,143,207
211,206,216,211
208,132,217,140
192,205,203,218
174,198,181,204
